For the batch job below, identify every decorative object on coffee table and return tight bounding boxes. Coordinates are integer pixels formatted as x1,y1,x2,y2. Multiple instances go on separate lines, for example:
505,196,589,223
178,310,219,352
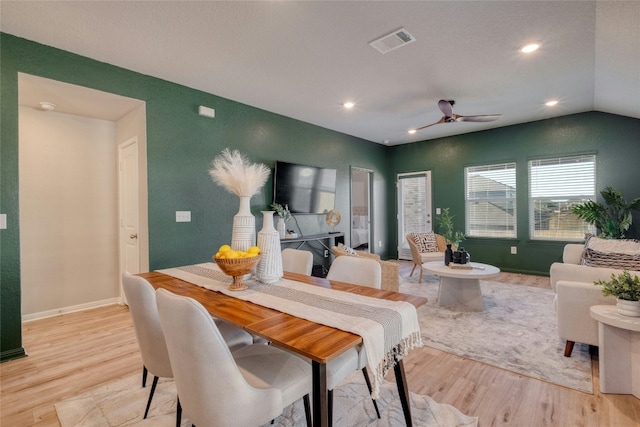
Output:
594,270,640,316
208,148,270,251
436,207,465,247
256,210,283,284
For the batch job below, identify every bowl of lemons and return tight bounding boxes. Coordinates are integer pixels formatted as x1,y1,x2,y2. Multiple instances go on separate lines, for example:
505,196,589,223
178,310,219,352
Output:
213,244,261,291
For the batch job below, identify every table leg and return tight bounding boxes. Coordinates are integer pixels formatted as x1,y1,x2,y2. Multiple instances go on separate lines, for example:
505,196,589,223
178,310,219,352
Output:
437,277,484,311
312,360,329,427
394,358,413,427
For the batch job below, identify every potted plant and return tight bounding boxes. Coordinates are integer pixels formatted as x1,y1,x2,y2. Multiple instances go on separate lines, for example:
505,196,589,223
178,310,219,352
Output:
436,207,466,248
572,186,640,239
270,202,291,238
594,270,640,316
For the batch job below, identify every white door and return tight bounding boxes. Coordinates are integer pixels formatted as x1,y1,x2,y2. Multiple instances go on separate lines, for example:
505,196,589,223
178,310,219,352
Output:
119,138,140,287
397,171,432,260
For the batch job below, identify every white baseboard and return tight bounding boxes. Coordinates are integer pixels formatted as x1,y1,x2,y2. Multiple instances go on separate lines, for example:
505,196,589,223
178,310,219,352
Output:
22,297,123,322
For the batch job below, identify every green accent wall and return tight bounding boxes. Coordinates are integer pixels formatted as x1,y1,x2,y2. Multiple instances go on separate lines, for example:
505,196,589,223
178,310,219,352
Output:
390,112,640,274
2,32,639,361
0,33,391,361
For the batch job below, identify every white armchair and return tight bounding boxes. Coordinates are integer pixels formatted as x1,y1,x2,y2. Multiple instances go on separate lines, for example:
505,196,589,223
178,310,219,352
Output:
549,243,637,356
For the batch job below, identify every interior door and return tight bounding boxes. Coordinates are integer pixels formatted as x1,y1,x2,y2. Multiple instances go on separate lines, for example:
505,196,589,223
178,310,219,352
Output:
119,138,140,287
397,171,432,259
350,167,372,251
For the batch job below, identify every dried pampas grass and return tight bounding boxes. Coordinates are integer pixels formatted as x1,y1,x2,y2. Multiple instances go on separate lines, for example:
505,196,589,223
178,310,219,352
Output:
209,148,270,197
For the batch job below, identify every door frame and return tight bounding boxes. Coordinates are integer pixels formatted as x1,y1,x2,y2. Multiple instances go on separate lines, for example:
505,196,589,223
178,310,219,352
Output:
397,171,432,259
350,167,373,252
118,137,141,302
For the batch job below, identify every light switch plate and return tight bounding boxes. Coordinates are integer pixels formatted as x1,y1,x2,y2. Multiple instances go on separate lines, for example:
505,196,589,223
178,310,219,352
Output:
436,208,441,215
176,211,191,222
0,214,6,230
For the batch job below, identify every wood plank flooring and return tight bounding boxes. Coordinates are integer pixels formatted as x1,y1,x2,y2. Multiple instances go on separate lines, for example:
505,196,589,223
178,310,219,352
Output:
2,261,639,426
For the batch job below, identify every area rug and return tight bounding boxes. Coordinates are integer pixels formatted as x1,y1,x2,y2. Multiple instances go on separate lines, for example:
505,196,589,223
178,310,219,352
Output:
56,371,477,426
401,273,593,393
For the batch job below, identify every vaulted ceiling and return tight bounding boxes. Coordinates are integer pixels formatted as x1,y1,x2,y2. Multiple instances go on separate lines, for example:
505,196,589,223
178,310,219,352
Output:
3,1,639,145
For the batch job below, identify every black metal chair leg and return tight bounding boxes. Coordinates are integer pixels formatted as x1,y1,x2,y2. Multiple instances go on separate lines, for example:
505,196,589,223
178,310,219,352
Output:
303,394,312,427
361,367,381,418
328,388,333,426
176,397,182,427
144,376,159,419
394,359,413,427
142,366,148,387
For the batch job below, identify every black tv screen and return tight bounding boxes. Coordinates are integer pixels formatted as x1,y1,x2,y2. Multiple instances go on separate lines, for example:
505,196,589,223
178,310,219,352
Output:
273,161,337,214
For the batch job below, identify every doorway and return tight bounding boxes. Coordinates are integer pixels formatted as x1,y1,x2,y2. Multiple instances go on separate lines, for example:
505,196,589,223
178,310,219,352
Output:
397,171,432,260
350,167,372,252
18,73,147,320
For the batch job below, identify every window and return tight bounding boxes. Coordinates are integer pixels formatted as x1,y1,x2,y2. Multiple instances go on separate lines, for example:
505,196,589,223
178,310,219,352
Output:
465,163,517,238
529,154,596,240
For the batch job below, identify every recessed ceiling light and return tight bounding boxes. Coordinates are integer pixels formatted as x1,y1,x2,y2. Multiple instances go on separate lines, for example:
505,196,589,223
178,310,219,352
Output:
343,101,355,109
39,101,56,111
408,129,417,134
521,43,540,53
545,100,559,107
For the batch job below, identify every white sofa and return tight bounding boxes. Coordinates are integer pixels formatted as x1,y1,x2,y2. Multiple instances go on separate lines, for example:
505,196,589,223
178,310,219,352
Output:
549,243,640,356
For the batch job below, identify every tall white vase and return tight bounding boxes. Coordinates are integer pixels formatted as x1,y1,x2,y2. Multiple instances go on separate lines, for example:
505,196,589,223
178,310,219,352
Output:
231,196,255,252
276,217,286,239
256,211,283,284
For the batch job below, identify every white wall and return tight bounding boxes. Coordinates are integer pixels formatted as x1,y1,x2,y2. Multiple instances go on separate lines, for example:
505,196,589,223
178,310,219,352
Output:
19,106,119,316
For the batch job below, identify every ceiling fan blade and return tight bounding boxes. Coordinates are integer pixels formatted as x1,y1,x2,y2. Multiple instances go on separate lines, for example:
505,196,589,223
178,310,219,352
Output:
415,116,446,130
437,99,453,118
455,114,502,123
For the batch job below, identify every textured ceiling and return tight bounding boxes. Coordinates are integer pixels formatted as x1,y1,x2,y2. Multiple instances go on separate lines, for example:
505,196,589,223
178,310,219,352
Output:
3,1,639,145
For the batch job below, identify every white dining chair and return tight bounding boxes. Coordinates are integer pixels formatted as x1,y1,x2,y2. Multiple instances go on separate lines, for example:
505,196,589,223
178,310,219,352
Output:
326,255,382,289
122,273,253,423
325,256,382,422
156,288,313,427
281,248,314,276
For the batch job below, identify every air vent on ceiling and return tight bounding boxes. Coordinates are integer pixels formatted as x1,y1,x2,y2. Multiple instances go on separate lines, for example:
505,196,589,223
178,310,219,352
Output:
369,28,416,54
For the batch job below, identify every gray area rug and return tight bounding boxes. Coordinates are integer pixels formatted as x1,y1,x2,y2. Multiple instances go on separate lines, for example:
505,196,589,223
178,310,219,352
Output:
401,273,593,393
56,372,477,426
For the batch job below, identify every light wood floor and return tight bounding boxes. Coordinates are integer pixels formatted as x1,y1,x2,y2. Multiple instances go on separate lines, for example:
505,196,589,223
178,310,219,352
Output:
2,261,639,426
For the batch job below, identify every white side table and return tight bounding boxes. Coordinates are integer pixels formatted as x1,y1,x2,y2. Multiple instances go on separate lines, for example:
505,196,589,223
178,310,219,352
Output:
590,305,640,399
422,261,500,311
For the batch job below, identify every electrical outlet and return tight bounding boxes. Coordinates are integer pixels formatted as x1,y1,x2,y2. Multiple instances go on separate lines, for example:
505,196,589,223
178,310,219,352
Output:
378,240,382,247
436,208,441,215
176,211,191,222
324,249,329,258
511,246,517,255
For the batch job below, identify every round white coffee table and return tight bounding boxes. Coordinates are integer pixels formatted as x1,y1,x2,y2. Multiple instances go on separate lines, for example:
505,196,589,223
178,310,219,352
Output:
422,261,500,311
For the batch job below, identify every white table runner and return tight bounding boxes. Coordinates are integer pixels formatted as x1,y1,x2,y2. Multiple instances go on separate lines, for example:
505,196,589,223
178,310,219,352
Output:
157,262,423,397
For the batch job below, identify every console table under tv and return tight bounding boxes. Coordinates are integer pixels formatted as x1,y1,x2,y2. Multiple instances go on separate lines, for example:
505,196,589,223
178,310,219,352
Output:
280,232,345,251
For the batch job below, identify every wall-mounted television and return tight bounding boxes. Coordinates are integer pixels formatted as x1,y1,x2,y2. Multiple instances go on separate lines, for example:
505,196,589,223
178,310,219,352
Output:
273,161,337,214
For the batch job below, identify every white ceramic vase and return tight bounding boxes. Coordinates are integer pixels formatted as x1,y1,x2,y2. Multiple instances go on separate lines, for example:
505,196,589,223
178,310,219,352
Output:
276,217,286,239
231,196,255,252
256,211,283,284
617,298,640,317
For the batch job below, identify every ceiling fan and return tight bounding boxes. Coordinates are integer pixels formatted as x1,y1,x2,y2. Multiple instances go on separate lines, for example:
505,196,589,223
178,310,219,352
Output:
415,99,502,131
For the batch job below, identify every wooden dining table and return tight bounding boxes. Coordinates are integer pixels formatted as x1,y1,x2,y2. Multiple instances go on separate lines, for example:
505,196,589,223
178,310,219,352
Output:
139,270,427,427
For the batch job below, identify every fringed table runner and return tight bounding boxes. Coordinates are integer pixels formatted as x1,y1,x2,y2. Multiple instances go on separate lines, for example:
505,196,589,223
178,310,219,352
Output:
157,262,423,398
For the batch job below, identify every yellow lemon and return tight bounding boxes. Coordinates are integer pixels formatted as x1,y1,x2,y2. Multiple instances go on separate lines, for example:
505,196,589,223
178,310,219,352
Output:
214,251,223,259
218,244,232,253
248,246,261,254
225,250,239,259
